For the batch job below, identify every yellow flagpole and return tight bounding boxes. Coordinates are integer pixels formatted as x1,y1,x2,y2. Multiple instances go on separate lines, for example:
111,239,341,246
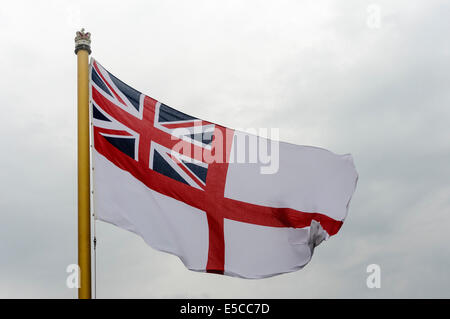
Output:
75,29,92,299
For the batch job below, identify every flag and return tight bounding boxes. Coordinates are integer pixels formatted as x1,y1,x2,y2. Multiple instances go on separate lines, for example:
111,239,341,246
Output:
90,58,358,278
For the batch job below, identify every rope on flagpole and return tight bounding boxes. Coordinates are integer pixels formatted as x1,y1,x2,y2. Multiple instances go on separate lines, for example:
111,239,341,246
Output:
93,220,97,299
87,46,97,299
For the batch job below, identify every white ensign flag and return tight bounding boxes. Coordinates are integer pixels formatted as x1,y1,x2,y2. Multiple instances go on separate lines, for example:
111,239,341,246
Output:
91,59,358,278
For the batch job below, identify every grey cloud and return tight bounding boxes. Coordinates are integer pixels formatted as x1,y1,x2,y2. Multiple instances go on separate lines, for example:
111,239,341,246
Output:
0,0,449,298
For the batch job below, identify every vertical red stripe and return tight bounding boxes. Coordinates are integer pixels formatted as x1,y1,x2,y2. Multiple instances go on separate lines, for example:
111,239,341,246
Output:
204,126,234,274
205,214,225,274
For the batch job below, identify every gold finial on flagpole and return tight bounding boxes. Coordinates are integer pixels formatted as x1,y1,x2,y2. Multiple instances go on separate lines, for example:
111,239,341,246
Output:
75,28,92,54
75,28,92,299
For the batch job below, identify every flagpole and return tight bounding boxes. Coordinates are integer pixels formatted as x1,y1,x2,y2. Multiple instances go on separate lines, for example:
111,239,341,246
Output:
75,29,92,299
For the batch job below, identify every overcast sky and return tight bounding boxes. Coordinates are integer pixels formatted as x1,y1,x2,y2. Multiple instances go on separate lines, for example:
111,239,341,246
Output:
0,0,449,298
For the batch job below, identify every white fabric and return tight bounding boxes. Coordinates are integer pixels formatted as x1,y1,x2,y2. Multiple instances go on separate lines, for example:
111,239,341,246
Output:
93,134,358,278
224,220,314,278
225,131,358,221
93,151,209,271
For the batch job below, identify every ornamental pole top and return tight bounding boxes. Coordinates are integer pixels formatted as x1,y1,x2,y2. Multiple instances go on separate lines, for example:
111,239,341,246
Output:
74,28,91,54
